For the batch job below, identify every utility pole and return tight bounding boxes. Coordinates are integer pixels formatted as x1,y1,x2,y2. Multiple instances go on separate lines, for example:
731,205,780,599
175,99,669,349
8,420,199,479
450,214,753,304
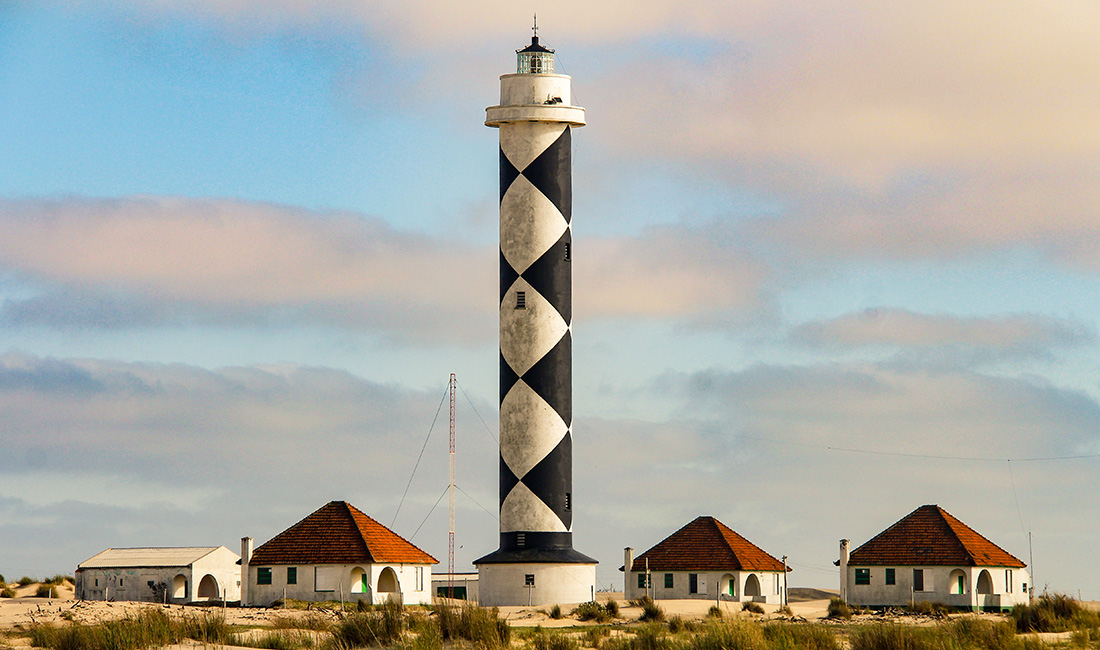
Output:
448,373,456,599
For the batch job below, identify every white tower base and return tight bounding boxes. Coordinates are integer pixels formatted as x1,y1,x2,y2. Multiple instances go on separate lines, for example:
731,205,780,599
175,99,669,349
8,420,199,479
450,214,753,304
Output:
478,562,596,607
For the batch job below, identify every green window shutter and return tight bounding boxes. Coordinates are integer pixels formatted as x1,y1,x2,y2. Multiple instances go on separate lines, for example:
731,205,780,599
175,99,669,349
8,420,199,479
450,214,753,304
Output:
885,568,895,585
287,567,297,585
258,568,272,585
664,573,673,589
855,568,870,585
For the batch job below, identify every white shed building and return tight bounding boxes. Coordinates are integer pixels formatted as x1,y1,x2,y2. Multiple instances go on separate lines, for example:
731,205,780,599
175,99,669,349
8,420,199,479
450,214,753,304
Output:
623,516,789,605
75,546,241,603
839,505,1030,611
242,501,438,607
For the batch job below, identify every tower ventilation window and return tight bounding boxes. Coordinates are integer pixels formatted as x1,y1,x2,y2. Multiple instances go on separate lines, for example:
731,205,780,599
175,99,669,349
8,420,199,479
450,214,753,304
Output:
525,574,535,586
516,291,526,310
564,242,570,262
516,533,526,547
565,492,571,511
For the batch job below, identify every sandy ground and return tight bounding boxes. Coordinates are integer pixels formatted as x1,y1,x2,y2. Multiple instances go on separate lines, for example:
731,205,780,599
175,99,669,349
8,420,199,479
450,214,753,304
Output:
3,583,1092,649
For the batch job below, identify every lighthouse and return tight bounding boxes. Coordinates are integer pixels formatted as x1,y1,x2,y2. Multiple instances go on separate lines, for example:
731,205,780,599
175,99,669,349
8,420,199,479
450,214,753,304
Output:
474,28,597,606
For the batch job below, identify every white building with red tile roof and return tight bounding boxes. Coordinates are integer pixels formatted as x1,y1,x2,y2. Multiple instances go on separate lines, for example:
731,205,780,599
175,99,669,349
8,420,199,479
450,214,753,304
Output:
241,501,437,607
622,516,789,604
839,505,1030,610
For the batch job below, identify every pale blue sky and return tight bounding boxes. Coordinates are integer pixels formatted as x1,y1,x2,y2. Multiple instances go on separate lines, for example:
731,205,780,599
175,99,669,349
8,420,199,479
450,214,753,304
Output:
2,1,1099,595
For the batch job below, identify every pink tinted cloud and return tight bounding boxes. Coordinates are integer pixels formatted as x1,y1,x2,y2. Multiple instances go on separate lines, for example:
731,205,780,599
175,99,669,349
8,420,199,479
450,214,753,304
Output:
0,197,769,331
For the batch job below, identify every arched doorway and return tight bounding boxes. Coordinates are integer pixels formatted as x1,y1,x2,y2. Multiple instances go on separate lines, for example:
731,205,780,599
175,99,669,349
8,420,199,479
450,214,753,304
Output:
197,574,219,600
744,574,761,598
377,567,399,595
350,568,368,594
949,569,967,594
976,570,994,595
720,573,736,598
172,574,187,600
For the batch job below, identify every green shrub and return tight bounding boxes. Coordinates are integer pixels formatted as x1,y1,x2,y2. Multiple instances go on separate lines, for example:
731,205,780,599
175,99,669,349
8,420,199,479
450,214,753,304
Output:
633,623,672,650
29,609,231,650
706,605,722,619
233,629,315,649
0,572,5,584
849,624,935,650
45,575,71,585
332,599,405,647
762,623,839,650
585,626,611,647
907,600,950,616
637,596,664,622
741,601,764,614
36,584,57,598
943,617,1017,650
776,605,793,617
605,600,620,618
1,588,15,598
573,601,611,623
17,576,35,586
550,604,563,619
686,619,765,650
531,628,580,650
1011,593,1100,633
826,597,852,620
433,603,510,649
668,616,685,634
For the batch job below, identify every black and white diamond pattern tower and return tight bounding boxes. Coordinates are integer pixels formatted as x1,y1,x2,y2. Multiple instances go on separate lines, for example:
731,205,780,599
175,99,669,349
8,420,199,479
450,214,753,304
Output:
474,30,597,606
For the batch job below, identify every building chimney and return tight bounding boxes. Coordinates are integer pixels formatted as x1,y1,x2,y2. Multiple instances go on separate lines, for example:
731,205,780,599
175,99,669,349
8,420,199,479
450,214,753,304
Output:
838,539,850,603
624,547,634,596
241,536,253,606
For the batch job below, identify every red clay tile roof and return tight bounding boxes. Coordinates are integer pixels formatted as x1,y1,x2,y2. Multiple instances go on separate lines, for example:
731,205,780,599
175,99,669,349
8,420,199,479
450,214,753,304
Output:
631,516,786,572
248,501,438,566
849,505,1025,568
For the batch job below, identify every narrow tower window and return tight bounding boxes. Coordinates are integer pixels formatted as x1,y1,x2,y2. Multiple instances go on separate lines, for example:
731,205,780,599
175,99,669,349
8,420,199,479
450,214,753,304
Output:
564,242,570,262
565,492,571,511
516,533,526,547
516,291,526,309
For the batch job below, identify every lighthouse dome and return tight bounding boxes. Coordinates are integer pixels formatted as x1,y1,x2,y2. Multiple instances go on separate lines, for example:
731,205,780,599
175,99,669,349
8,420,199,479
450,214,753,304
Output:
517,35,554,74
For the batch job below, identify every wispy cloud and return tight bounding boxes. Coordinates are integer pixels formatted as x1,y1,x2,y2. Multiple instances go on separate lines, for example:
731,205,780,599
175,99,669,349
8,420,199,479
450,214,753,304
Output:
790,309,1093,358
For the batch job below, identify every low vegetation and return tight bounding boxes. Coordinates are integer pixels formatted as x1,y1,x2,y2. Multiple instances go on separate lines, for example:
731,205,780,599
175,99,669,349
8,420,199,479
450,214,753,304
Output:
1011,592,1100,633
826,597,852,620
30,608,232,650
23,594,1100,650
741,602,765,615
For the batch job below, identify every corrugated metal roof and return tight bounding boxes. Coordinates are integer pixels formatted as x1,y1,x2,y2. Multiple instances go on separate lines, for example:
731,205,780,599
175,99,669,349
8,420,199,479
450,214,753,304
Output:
848,505,1026,568
631,516,786,572
248,501,438,566
79,547,223,568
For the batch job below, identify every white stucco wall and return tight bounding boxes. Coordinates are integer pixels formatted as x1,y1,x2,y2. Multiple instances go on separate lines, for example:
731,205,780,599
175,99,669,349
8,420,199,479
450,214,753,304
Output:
477,563,596,607
845,565,1031,610
244,563,433,607
625,570,785,604
75,547,240,603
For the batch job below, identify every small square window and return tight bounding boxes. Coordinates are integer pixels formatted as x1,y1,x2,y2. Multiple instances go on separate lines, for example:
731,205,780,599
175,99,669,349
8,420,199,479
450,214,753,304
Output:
885,568,895,585
287,567,297,585
855,568,870,585
258,567,272,585
525,574,535,586
664,573,673,589
638,573,650,588
516,291,526,309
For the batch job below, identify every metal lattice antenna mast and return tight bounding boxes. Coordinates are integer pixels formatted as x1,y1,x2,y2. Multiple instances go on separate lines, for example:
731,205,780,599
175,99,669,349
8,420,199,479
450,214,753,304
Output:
448,373,456,597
